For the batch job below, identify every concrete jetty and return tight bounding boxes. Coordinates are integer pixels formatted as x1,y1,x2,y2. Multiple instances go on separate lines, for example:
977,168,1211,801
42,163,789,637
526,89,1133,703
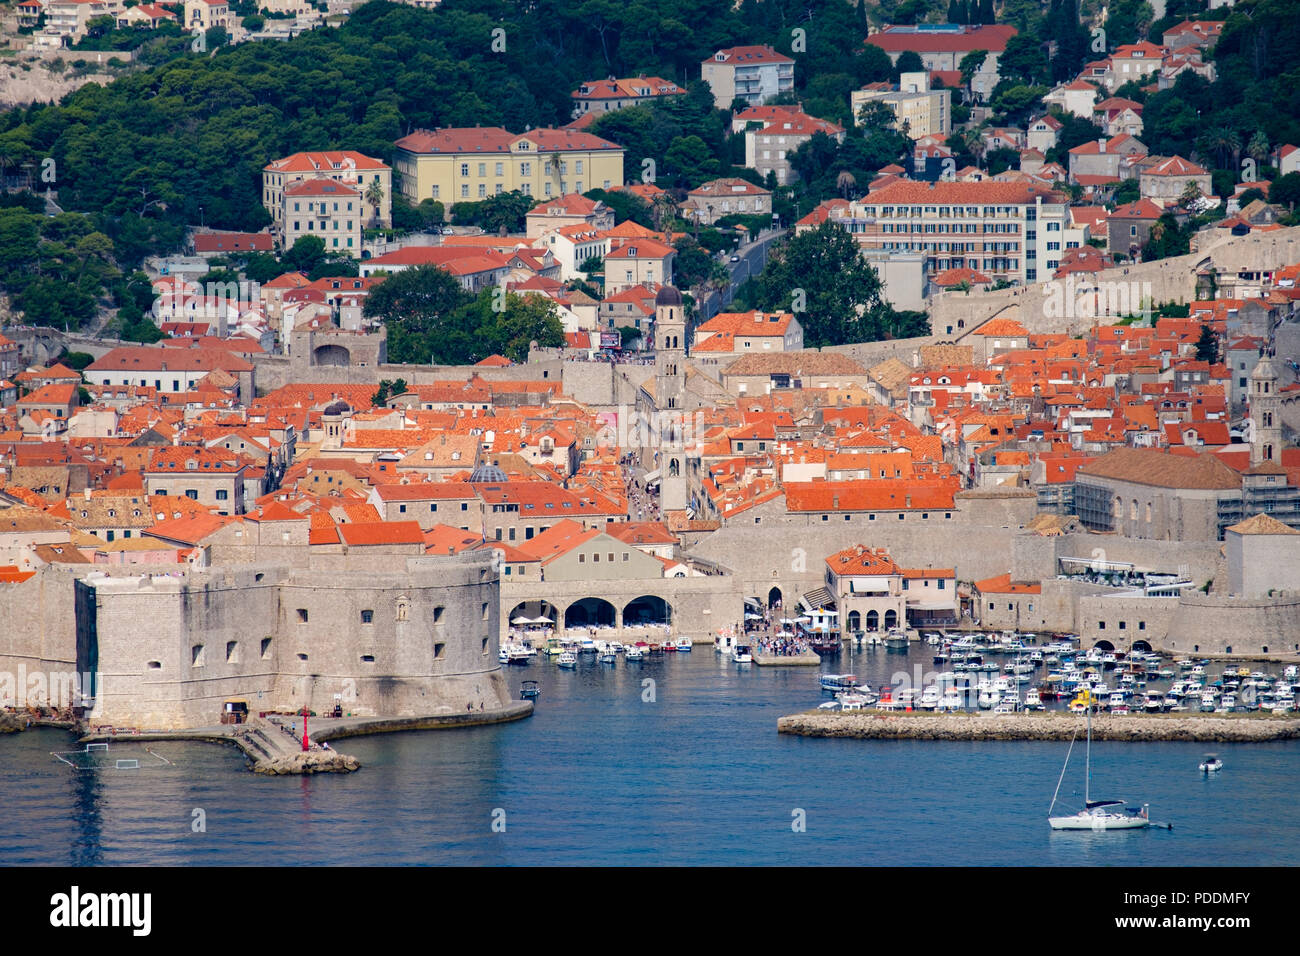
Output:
80,715,361,774
74,701,535,774
777,710,1300,742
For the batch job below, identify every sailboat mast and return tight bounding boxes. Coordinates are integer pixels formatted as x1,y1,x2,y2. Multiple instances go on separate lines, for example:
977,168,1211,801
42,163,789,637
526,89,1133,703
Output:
1085,694,1091,806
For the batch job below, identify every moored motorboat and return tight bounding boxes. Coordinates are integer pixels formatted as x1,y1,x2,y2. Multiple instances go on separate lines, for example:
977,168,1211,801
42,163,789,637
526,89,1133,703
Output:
731,644,753,664
1199,755,1223,773
556,651,577,669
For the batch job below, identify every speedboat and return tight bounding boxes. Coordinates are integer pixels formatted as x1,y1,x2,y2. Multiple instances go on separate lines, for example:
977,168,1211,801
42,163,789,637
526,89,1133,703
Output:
675,638,692,652
1199,755,1223,773
625,646,644,662
556,651,577,669
731,645,753,664
519,680,540,699
498,648,510,664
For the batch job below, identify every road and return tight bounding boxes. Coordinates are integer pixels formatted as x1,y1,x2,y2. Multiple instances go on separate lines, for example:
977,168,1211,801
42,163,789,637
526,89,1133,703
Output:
694,227,786,322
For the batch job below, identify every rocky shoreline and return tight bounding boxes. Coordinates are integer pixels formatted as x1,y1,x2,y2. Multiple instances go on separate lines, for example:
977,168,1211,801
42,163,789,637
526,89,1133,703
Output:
777,710,1300,742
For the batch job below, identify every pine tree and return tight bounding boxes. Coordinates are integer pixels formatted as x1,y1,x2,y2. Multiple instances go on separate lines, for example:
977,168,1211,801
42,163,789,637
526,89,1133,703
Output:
979,0,995,25
948,0,964,23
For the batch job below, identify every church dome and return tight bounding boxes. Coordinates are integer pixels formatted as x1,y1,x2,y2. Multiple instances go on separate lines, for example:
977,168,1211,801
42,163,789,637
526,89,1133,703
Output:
469,460,508,483
655,285,683,307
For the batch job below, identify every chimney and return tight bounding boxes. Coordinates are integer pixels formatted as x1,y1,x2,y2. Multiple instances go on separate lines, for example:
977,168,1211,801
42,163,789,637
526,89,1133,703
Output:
1098,138,1107,154
84,487,92,502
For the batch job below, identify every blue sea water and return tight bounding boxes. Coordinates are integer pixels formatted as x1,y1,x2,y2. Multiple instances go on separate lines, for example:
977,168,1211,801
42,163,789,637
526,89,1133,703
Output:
1,647,1297,866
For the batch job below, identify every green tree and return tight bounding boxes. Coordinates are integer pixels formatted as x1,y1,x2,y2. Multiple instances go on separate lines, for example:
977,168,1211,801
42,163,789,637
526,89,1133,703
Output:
362,264,471,364
1194,324,1218,363
751,221,889,348
285,235,326,274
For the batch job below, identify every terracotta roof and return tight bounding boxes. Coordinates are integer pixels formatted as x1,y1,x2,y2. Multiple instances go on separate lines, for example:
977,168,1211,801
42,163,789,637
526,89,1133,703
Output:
1077,447,1241,490
973,572,1041,594
1226,513,1300,536
337,521,425,547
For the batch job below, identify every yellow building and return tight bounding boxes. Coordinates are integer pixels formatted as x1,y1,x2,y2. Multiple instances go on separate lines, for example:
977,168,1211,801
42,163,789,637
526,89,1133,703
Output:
392,127,624,205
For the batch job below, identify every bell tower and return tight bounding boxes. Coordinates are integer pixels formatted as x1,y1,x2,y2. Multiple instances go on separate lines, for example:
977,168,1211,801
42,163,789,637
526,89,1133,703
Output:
652,285,688,514
1250,351,1281,466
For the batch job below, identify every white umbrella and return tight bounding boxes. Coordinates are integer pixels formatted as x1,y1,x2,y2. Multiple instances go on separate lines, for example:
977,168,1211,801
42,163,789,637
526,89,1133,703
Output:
511,616,531,625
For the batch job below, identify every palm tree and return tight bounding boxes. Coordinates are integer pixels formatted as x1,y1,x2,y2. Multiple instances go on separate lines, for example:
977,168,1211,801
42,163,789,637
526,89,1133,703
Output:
1247,131,1269,167
363,179,385,227
652,192,677,233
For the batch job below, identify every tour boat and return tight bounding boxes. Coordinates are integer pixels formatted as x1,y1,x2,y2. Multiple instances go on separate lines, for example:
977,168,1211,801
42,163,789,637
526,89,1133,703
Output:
819,674,860,691
519,681,540,700
1048,694,1154,831
937,688,964,712
885,628,909,649
1199,755,1223,773
556,651,577,669
1023,688,1044,710
731,645,753,664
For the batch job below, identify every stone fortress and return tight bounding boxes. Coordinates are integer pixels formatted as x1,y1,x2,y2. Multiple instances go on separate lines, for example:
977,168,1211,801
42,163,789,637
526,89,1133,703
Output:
0,549,508,730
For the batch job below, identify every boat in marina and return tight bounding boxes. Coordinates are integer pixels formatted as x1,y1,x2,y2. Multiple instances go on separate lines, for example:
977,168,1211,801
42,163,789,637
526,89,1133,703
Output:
885,628,909,649
732,645,753,664
556,651,577,669
519,680,540,699
1048,693,1154,831
625,645,644,662
819,674,860,691
675,639,693,652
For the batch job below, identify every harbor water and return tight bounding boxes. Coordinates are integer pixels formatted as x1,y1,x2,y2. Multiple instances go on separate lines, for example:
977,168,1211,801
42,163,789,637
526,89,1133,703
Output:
2,646,1297,866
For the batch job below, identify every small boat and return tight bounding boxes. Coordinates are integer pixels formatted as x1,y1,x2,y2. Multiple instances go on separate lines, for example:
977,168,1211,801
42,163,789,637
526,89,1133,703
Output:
732,645,753,664
625,646,644,662
519,680,540,699
556,651,577,669
600,651,617,664
498,648,510,664
1199,755,1223,773
675,638,692,652
819,674,860,691
884,628,909,649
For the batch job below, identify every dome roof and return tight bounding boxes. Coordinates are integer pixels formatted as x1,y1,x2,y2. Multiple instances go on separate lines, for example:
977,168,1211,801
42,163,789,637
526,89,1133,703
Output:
468,460,508,483
322,401,351,416
655,285,683,307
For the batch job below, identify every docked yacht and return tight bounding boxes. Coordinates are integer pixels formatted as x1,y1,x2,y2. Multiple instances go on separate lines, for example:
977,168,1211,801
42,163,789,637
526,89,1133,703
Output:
731,645,753,664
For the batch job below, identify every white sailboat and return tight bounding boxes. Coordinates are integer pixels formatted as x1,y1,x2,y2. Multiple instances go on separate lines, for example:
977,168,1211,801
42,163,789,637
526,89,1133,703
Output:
1048,691,1153,831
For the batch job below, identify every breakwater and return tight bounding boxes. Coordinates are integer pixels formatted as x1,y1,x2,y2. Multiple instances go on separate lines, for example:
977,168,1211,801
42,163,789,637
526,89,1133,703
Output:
777,711,1300,742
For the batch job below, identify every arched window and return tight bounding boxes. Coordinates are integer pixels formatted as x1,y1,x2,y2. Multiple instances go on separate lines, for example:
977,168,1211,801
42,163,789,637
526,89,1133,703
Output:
847,610,861,632
668,458,680,477
1144,502,1151,523
866,610,879,631
884,609,898,629
1130,499,1138,521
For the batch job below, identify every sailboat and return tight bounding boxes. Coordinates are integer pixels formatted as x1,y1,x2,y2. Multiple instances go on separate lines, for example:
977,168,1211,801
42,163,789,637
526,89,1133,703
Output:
1048,690,1153,831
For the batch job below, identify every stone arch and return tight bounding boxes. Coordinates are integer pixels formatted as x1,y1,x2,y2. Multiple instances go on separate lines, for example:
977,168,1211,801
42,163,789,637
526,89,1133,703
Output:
1093,639,1115,651
508,600,556,628
866,609,879,631
1130,640,1153,653
314,344,351,367
884,608,898,630
564,597,616,629
767,586,782,608
623,595,670,626
846,610,861,632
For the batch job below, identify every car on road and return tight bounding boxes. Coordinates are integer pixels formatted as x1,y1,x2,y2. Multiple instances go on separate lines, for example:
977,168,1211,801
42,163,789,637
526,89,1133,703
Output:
730,255,740,262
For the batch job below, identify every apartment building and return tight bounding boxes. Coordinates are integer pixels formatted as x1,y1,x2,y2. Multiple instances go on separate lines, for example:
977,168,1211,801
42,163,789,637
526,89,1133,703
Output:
700,45,795,109
850,180,1071,286
734,106,844,185
262,150,392,250
682,178,772,224
570,75,684,118
850,72,951,141
392,127,624,204
282,180,363,256
865,24,1016,102
183,0,227,31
